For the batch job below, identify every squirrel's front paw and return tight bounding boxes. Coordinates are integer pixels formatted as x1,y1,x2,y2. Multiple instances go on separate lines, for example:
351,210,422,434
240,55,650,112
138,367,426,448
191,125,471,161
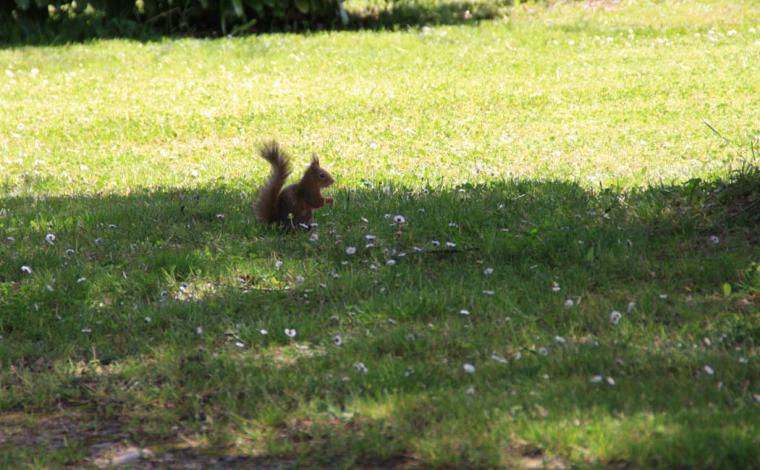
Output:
325,197,334,205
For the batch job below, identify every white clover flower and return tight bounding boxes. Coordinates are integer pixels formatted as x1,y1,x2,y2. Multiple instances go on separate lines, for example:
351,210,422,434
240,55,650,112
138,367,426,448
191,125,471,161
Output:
448,222,459,228
482,290,495,296
606,376,616,386
659,294,668,299
445,241,456,248
309,232,319,241
20,265,32,274
333,335,343,346
554,336,566,344
483,267,494,275
386,259,396,266
235,341,245,348
610,310,622,325
259,329,268,335
404,367,414,377
77,277,87,283
284,328,297,338
393,215,406,224
274,260,283,269
216,213,225,220
465,386,476,395
345,246,357,255
551,282,561,292
490,353,508,364
459,309,470,316
295,275,305,284
538,347,549,356
196,326,203,335
564,299,574,308
704,365,715,375
45,233,56,244
80,165,89,171
463,363,476,374
738,357,748,364
81,328,92,334
144,316,152,323
360,217,369,223
431,240,440,247
590,375,603,384
190,169,199,177
354,362,368,374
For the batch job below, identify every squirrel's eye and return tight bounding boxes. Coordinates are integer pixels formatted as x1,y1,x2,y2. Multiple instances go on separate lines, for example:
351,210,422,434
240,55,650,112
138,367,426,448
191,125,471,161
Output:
319,173,326,179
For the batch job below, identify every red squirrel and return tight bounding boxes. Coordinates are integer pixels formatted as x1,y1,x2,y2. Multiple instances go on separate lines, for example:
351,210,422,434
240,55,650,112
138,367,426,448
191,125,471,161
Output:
253,140,334,229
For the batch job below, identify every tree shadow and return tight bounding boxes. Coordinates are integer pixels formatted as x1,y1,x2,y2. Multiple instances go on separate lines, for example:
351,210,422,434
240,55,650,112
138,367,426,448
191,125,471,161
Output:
0,0,512,48
0,167,758,467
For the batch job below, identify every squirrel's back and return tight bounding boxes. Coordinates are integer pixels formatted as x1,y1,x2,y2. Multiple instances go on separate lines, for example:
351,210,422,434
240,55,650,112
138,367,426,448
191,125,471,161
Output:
254,141,292,223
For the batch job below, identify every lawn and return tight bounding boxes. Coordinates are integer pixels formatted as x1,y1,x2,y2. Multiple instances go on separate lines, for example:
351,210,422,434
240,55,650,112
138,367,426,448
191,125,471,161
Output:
1,0,759,467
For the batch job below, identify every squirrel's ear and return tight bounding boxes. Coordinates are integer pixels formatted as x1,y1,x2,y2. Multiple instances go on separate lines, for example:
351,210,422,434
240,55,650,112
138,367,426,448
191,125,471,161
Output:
311,154,320,167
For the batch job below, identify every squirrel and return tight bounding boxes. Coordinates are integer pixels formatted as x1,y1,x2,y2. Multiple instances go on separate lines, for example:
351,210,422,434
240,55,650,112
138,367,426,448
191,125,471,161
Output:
253,140,334,229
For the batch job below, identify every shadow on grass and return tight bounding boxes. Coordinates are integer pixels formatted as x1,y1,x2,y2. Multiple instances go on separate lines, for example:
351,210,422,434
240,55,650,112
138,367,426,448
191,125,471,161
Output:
0,0,511,48
0,167,758,467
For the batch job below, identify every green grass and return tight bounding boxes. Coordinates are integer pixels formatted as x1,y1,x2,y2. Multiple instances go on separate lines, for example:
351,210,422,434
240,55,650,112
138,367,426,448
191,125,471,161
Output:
1,0,759,467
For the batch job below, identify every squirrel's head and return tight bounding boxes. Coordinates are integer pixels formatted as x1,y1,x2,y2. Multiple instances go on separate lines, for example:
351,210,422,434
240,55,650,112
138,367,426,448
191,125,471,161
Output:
303,155,334,188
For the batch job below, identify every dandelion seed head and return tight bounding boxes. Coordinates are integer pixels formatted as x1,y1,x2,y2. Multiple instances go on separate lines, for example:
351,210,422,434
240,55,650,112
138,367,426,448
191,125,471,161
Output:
483,267,494,275
393,215,406,224
564,299,574,308
45,233,56,244
609,310,622,325
285,328,297,338
354,362,368,374
20,265,32,274
345,246,357,255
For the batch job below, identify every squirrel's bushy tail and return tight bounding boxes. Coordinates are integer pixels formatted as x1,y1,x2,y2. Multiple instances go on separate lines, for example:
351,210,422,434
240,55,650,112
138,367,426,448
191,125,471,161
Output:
254,140,292,223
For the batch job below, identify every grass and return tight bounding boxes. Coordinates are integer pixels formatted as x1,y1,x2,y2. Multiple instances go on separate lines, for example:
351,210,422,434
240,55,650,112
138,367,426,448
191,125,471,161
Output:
1,0,759,467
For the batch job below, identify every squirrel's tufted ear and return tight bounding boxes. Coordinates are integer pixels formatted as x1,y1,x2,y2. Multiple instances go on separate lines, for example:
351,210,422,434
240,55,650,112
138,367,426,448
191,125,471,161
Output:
311,154,320,167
